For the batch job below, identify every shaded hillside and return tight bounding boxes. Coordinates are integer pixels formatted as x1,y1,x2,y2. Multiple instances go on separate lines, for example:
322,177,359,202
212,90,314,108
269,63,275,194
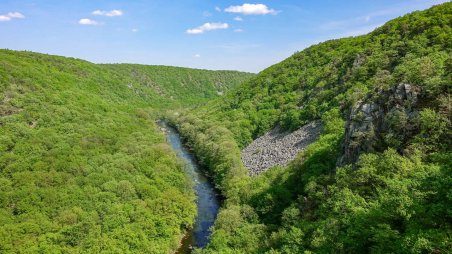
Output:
170,3,451,253
0,50,252,253
101,64,254,107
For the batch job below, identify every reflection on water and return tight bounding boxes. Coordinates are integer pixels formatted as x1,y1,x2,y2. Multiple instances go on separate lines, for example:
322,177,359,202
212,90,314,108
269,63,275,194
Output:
159,122,220,253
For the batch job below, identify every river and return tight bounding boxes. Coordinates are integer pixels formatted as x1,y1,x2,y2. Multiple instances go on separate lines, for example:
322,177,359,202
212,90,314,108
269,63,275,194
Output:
158,121,220,253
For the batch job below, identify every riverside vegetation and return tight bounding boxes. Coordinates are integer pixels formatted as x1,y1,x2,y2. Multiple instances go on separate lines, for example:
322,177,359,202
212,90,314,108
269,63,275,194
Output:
169,3,451,253
1,2,451,254
0,50,253,253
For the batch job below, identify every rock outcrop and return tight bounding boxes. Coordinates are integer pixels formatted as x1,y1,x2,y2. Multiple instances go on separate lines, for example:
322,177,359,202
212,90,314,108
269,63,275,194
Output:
242,121,323,176
339,83,421,166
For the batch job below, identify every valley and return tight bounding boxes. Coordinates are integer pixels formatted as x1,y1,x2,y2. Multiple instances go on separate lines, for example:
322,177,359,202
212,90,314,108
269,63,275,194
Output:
168,3,451,253
0,50,251,253
0,2,451,254
158,121,220,253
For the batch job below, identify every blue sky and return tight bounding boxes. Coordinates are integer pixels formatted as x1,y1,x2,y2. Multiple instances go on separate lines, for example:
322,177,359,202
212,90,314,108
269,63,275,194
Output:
0,0,449,72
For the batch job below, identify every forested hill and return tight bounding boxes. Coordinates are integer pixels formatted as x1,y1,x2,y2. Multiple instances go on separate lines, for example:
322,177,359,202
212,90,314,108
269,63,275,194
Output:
183,2,451,148
0,50,253,109
0,49,252,253
171,2,451,253
101,63,254,107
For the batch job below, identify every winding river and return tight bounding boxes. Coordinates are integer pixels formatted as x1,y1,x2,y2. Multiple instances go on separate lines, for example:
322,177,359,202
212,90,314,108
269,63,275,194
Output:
158,122,220,253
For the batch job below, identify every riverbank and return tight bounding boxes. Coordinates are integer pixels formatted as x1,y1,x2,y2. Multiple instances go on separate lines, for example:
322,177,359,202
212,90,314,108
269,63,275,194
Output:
158,121,221,253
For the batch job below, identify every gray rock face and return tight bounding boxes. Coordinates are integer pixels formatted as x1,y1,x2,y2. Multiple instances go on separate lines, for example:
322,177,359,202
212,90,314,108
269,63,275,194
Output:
241,121,323,176
339,83,421,166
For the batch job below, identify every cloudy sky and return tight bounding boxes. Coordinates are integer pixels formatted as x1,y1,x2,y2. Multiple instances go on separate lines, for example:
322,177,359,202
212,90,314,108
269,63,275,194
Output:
0,0,448,72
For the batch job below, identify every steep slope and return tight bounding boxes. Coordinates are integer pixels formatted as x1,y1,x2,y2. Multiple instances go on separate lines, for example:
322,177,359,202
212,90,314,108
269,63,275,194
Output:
0,50,252,253
170,3,451,253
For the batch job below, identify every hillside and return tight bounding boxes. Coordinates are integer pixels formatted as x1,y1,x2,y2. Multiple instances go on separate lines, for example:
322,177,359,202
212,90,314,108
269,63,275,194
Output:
170,2,451,253
0,50,252,253
101,64,253,107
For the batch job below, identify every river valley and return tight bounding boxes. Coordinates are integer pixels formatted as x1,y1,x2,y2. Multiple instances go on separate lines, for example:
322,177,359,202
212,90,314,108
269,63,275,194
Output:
159,122,221,253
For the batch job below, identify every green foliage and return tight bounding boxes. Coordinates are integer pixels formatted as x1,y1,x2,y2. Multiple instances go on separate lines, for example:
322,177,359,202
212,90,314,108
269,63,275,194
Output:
0,50,252,253
171,3,452,253
168,114,249,201
1,2,451,253
412,108,450,152
102,64,253,108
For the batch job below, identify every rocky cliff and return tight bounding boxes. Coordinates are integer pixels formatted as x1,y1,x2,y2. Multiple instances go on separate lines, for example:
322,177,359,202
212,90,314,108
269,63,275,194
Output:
339,83,423,166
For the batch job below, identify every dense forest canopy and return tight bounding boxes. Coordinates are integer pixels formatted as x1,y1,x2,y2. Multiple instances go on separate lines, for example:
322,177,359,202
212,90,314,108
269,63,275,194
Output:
170,3,451,253
1,2,451,254
0,49,252,253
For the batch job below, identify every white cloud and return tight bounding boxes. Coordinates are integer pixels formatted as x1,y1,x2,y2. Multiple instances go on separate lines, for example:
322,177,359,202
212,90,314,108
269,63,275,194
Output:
194,54,201,58
79,18,99,25
0,12,25,22
132,28,139,32
224,4,277,15
234,29,244,33
186,22,229,34
7,12,25,19
215,7,221,12
0,16,11,21
92,9,123,17
234,16,243,21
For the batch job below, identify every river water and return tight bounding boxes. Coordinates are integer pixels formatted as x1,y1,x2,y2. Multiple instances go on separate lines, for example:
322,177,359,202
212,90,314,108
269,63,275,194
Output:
159,122,220,253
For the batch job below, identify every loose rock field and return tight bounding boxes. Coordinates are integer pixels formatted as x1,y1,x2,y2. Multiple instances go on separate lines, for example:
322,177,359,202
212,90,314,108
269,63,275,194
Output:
241,121,323,176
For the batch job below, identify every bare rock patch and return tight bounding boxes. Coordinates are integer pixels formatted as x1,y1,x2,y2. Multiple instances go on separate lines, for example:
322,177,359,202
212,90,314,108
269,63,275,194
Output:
241,121,323,176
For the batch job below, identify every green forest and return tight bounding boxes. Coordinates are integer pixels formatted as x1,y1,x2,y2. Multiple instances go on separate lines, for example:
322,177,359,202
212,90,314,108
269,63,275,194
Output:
0,50,252,253
1,2,451,254
169,3,451,253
